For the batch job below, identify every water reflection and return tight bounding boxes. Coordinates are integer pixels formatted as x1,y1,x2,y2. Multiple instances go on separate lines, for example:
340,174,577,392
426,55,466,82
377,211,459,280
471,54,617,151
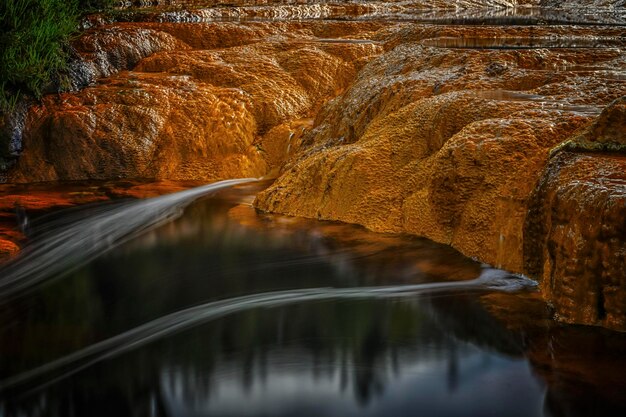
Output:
473,90,602,116
0,178,258,299
157,298,540,417
110,1,626,26
0,182,625,416
421,36,625,50
2,295,544,417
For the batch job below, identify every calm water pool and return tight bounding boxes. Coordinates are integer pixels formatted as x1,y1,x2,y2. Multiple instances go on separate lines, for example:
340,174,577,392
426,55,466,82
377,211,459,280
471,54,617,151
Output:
0,181,624,417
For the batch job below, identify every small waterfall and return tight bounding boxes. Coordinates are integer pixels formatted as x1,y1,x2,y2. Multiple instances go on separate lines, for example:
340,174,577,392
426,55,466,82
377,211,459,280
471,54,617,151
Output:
0,267,537,392
0,178,259,299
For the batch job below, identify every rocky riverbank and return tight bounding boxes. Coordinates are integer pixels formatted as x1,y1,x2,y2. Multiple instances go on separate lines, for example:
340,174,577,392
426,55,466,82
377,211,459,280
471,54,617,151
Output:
0,0,624,330
253,22,626,329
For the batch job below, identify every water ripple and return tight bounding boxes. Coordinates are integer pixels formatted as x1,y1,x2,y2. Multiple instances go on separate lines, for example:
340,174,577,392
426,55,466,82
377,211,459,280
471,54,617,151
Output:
0,178,259,299
0,267,537,392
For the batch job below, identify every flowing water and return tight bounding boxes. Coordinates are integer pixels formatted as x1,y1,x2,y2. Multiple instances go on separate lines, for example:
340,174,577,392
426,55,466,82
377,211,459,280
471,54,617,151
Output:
113,1,626,25
2,1,626,416
1,181,625,417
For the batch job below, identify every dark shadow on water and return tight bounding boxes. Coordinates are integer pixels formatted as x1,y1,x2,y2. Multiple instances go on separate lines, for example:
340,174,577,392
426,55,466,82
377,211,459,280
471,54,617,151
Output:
0,181,625,416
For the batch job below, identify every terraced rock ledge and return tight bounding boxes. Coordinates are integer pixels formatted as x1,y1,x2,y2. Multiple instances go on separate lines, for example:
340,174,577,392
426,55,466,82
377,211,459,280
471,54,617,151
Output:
1,0,625,331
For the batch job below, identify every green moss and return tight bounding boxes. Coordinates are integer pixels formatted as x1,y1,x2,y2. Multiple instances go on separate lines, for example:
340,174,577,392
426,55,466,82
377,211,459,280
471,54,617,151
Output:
0,0,115,113
1,0,76,111
550,138,626,157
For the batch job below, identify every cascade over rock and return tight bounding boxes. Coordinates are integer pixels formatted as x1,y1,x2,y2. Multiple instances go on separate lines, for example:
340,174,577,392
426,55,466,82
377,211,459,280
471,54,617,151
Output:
254,24,626,329
1,1,625,330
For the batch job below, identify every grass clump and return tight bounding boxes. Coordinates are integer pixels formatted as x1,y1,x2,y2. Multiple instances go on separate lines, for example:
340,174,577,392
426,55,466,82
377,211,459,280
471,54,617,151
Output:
1,0,78,111
0,0,114,112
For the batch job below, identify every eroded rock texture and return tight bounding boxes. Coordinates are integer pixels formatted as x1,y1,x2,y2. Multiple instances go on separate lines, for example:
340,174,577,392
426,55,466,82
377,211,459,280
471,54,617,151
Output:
7,21,385,182
254,24,626,329
525,99,626,330
2,1,625,329
525,151,625,330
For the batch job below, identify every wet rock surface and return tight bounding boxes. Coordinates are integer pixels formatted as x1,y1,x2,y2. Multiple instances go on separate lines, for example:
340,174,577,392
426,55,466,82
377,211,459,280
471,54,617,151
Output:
105,1,626,26
6,20,384,183
1,1,625,330
525,148,626,330
253,23,626,328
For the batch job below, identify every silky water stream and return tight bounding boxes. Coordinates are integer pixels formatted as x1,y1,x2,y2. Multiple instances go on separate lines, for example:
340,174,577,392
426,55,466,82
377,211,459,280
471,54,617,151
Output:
0,180,624,416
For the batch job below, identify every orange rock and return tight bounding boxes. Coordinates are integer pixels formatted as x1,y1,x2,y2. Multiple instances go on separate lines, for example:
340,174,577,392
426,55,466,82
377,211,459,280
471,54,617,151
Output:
4,13,626,330
254,24,626,329
7,21,385,183
0,239,20,259
525,151,626,330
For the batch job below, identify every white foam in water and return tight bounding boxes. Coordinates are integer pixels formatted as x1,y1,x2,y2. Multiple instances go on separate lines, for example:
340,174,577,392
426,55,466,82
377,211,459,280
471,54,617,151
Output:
0,178,259,298
0,176,537,392
0,267,536,392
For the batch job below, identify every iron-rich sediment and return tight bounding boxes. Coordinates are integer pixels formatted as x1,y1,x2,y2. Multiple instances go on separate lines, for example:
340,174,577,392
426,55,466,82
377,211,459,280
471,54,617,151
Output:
0,1,625,330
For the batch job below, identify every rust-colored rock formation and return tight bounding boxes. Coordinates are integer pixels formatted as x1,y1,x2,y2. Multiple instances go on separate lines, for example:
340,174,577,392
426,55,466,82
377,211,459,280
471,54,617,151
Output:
1,2,625,330
525,151,625,330
7,21,384,183
524,99,626,330
254,24,626,329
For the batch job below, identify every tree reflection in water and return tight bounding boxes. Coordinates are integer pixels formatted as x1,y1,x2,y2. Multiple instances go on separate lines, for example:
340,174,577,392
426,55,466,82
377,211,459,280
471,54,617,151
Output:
0,182,624,417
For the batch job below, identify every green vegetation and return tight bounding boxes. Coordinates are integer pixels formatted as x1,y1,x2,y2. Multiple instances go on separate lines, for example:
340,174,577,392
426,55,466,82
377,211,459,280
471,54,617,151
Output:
550,138,626,156
0,0,113,112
